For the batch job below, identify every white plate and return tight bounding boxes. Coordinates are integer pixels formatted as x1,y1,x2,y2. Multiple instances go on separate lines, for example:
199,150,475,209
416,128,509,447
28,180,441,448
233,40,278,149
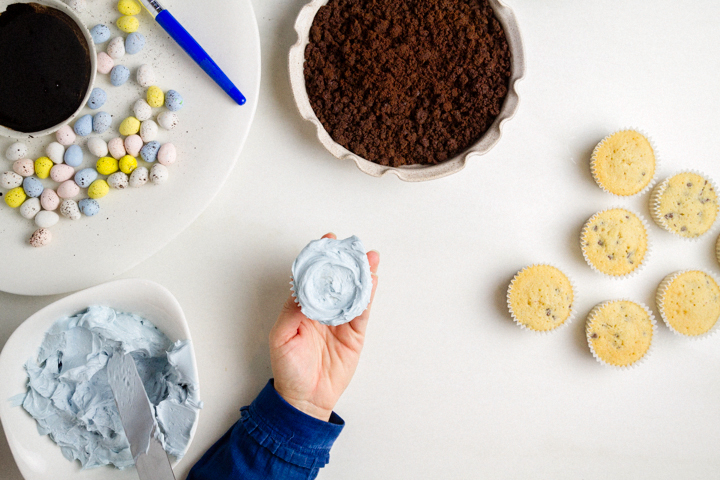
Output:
0,0,261,295
0,278,200,480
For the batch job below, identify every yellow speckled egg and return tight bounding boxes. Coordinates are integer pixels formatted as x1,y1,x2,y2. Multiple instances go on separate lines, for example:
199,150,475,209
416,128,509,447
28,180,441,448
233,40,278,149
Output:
96,157,119,175
117,15,139,33
119,116,141,136
117,0,141,15
146,86,164,108
119,155,138,174
88,179,110,199
5,187,26,208
35,157,54,179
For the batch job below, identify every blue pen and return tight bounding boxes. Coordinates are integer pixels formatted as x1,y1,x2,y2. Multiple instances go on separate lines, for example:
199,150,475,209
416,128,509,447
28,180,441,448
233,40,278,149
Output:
139,0,246,105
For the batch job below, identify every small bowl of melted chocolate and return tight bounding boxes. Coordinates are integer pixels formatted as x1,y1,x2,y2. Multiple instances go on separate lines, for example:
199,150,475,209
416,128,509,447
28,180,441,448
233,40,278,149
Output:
0,0,96,138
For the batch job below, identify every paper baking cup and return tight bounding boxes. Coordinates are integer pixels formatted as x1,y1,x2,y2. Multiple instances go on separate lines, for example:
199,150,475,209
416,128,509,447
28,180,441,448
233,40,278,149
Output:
656,270,720,340
580,207,652,280
585,299,657,370
590,128,660,197
650,170,720,241
506,264,578,334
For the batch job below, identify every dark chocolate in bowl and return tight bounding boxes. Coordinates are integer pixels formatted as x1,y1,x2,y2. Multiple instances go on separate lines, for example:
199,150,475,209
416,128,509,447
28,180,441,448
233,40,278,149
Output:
0,2,92,133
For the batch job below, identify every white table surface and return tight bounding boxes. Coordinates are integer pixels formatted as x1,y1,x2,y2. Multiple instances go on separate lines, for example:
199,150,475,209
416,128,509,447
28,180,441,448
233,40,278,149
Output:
2,0,720,478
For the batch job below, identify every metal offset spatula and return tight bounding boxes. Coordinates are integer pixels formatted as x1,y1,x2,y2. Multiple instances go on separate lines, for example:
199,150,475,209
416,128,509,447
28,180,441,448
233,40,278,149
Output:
107,352,176,480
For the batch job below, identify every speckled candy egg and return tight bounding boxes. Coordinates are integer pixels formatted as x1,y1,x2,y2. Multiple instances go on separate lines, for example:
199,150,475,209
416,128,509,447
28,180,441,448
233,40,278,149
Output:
165,90,184,111
117,16,139,33
34,157,53,179
46,142,65,164
118,0,141,15
119,155,138,174
111,65,131,86
157,143,177,166
35,210,59,228
119,117,141,136
57,180,80,199
125,32,145,55
140,120,158,142
50,164,75,183
136,64,155,88
23,177,43,198
140,141,160,163
90,24,111,44
93,112,113,134
29,228,52,248
157,111,179,130
4,187,26,208
97,52,115,74
74,114,93,136
107,37,126,60
75,168,98,188
79,198,100,216
64,145,83,167
88,137,109,157
133,99,153,121
88,179,110,199
108,138,126,159
5,142,27,161
124,135,143,156
40,189,60,211
60,199,81,220
107,172,129,189
0,171,22,189
56,125,76,146
13,159,34,177
87,88,107,109
150,164,168,185
96,157,119,175
147,86,164,108
20,197,41,219
129,166,149,187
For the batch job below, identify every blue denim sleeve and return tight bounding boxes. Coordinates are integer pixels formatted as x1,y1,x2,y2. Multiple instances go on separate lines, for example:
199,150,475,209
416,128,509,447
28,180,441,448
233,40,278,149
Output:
187,379,345,480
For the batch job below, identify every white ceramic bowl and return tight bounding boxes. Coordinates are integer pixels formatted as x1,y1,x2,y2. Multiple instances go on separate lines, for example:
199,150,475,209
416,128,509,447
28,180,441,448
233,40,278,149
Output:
0,279,200,480
0,0,96,139
289,0,525,182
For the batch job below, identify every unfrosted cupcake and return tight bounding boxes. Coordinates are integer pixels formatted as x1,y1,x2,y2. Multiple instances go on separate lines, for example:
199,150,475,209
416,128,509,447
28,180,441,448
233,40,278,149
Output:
581,208,649,277
651,172,719,239
657,270,720,337
591,130,657,196
507,264,575,332
586,300,655,367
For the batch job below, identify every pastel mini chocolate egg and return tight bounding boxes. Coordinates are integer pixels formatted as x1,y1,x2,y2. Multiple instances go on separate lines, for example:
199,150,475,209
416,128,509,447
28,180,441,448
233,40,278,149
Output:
157,143,176,166
13,159,34,177
147,86,164,108
79,198,100,216
60,199,81,220
50,164,75,183
96,157,119,176
46,142,65,164
30,228,52,247
150,164,168,185
40,189,60,211
125,32,145,55
136,64,156,88
87,137,109,158
35,210,59,228
0,171,23,189
93,112,113,134
64,145,84,167
140,141,160,163
157,111,179,130
140,120,158,142
117,15,139,33
165,90,184,111
90,24,111,44
5,142,27,161
119,117,141,136
87,88,107,109
124,135,143,156
74,114,93,136
34,157,54,179
23,177,44,198
4,187,26,208
108,138,126,159
20,198,41,219
56,125,76,146
118,0,141,15
107,172,129,189
88,179,110,199
66,0,86,13
75,168,98,188
107,37,126,60
129,166,149,187
133,99,153,121
57,180,80,199
110,65,131,86
119,155,138,174
97,52,115,74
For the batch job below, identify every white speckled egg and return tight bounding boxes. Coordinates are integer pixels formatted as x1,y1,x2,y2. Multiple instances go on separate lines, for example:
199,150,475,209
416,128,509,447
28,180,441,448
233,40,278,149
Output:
140,120,158,142
20,198,41,219
133,99,153,122
124,135,144,157
35,210,60,228
59,199,81,220
1,171,23,189
107,172,129,189
157,143,177,166
45,142,65,164
157,111,179,130
129,166,149,187
30,228,52,247
87,137,109,157
108,138,126,160
5,142,27,161
136,64,156,88
13,159,34,177
150,164,169,185
107,37,126,60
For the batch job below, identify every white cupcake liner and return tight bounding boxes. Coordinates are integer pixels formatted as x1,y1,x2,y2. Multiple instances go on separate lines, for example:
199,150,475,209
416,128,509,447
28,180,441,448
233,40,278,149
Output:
506,263,578,335
656,270,720,340
585,299,657,370
580,206,652,280
650,170,720,242
590,127,660,197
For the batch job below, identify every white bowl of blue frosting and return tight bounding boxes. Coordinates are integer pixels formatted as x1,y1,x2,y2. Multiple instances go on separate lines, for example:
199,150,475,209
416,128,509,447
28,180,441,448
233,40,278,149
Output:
0,278,201,480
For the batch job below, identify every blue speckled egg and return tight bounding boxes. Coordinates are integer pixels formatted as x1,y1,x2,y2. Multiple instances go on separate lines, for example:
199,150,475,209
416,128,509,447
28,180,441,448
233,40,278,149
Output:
78,198,100,217
93,112,113,134
75,168,98,188
140,141,160,163
23,177,44,198
125,32,146,55
165,90,184,111
64,145,83,167
90,24,111,44
74,114,93,136
110,65,131,86
87,88,107,110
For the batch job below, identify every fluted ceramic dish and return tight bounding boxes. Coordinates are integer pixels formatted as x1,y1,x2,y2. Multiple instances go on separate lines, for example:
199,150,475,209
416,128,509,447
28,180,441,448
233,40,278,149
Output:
289,0,525,182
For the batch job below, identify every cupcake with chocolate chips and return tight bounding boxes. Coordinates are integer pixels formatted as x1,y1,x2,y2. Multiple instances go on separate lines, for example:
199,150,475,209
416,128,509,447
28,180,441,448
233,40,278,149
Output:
591,129,658,196
651,171,719,239
586,300,656,368
507,264,575,332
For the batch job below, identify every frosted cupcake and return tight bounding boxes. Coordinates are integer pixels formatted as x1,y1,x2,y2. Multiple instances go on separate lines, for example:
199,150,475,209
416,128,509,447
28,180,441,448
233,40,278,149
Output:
586,300,655,367
591,129,657,196
507,265,575,332
581,208,649,277
651,172,719,239
656,270,720,337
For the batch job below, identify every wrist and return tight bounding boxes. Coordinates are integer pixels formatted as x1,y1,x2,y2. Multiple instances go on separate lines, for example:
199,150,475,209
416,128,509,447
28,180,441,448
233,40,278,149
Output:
274,386,333,422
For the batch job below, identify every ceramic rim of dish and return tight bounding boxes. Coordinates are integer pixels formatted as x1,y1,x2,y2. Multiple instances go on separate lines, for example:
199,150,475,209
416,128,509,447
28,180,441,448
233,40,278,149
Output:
0,0,97,139
590,127,660,197
585,299,657,370
506,263,578,335
716,234,720,267
656,270,720,340
650,170,720,242
288,0,526,182
580,206,652,280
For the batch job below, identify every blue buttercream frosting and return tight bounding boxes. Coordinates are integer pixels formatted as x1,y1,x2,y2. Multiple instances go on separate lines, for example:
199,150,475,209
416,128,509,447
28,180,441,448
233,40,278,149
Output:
291,236,373,326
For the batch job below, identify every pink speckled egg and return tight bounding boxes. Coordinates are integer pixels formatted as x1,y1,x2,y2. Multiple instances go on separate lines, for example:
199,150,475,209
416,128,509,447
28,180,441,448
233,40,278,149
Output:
57,180,80,198
97,51,115,74
29,228,52,248
41,189,60,211
124,135,143,157
56,125,76,146
157,143,177,166
108,137,126,159
50,164,75,183
13,159,34,176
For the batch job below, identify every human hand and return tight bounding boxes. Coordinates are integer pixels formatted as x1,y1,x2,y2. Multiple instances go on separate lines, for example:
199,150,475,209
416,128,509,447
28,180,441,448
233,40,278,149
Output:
269,233,380,421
